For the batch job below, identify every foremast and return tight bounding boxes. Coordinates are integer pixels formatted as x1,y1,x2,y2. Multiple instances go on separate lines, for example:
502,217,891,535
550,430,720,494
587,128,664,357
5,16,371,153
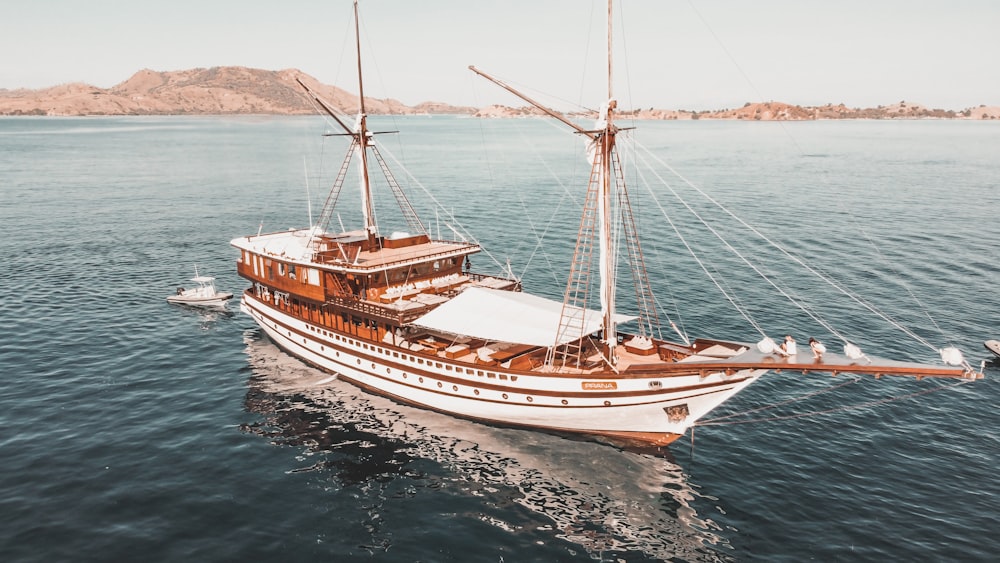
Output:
469,0,658,371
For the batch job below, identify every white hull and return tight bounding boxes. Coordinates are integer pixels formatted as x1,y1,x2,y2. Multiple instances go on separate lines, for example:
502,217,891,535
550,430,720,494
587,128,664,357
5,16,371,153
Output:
241,293,766,444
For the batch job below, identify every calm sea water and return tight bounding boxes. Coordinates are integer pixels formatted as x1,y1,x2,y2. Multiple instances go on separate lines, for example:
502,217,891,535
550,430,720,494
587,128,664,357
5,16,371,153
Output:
1,115,998,562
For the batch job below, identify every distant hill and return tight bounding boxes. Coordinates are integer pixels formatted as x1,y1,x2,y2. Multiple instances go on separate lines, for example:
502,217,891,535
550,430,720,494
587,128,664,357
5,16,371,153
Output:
1,66,997,120
0,66,477,116
476,100,1000,120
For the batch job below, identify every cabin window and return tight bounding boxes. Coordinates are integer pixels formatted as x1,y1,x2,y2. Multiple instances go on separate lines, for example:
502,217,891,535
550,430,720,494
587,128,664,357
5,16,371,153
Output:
278,263,286,276
252,255,259,276
288,264,296,280
306,268,320,285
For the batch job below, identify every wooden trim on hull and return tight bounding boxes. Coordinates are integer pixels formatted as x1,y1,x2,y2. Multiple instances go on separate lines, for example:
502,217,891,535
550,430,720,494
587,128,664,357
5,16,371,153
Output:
345,377,684,448
241,294,766,443
244,294,756,405
299,358,684,448
259,329,686,448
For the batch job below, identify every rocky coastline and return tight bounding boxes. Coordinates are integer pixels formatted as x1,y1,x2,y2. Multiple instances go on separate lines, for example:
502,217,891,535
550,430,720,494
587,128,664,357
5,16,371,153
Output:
2,66,997,120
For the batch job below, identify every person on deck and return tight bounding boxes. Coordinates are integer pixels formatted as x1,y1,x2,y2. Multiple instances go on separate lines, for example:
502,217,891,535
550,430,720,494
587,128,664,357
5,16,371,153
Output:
809,337,826,359
778,334,797,357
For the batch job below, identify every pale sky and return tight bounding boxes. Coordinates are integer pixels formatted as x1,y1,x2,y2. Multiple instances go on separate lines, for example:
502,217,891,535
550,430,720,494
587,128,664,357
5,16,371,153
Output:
2,0,997,111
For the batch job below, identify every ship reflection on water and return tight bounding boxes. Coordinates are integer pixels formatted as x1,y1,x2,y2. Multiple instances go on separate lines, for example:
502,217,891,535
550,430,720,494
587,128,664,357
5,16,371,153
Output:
240,330,733,560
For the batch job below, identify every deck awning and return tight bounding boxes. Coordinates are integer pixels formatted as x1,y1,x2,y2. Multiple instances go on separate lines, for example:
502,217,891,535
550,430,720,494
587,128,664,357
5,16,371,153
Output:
410,287,636,347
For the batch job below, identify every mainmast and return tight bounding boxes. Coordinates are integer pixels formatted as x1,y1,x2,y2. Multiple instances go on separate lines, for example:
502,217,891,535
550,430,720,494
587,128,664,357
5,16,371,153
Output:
597,0,618,361
294,0,427,240
353,0,376,237
468,0,622,368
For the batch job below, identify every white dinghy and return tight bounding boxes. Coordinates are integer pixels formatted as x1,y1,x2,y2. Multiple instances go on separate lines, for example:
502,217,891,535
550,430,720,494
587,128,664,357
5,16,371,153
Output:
167,267,233,308
985,340,1000,359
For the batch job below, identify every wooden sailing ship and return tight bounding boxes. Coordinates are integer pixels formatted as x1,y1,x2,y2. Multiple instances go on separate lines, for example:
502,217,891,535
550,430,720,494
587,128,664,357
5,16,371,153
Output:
231,0,981,447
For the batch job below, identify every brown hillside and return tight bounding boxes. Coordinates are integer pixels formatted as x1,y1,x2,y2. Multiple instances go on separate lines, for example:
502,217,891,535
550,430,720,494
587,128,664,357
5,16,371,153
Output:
0,66,477,117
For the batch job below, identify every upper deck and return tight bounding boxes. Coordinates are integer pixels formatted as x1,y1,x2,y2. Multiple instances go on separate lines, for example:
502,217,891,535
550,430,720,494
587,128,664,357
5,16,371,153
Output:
231,228,481,275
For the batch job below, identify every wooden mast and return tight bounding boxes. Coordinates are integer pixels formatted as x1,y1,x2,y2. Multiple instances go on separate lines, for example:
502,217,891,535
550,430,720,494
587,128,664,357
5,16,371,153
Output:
598,0,618,363
353,0,376,238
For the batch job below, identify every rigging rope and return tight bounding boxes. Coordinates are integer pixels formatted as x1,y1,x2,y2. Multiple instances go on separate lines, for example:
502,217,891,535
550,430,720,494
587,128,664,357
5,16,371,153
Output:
626,145,767,337
376,142,509,273
696,379,972,427
632,145,844,341
633,140,945,356
701,376,862,423
515,189,565,288
849,214,948,351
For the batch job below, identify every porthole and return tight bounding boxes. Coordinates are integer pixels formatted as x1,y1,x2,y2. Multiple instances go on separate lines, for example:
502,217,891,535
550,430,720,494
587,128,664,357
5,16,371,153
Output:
437,382,443,388
561,399,568,405
371,363,376,370
452,385,458,392
603,400,611,407
474,389,480,396
357,359,361,365
526,396,533,402
402,373,408,379
386,368,392,374
502,393,509,400
419,377,424,383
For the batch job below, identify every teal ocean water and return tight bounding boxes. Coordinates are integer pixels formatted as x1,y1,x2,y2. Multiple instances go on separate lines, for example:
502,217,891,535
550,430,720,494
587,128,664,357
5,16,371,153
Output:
1,115,998,561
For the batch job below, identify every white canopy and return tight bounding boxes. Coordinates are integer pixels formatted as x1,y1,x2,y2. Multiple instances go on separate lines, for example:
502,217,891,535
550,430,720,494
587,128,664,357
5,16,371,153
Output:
411,287,636,347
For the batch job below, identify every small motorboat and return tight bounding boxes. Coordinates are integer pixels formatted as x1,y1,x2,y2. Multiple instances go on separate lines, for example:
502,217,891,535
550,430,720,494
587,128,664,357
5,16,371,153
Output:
985,340,1000,359
167,268,233,308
